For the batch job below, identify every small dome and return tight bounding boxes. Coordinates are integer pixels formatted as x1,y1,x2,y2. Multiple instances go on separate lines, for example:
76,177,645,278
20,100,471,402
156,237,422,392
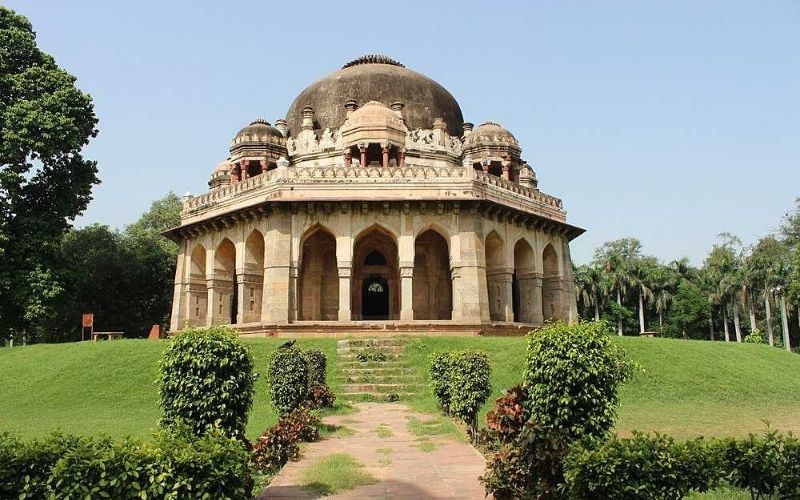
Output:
466,121,518,145
232,119,284,144
212,160,231,174
340,101,407,148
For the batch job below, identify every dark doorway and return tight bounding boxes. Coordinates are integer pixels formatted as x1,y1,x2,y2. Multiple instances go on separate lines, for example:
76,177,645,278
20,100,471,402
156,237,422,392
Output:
362,276,389,319
231,274,239,324
512,272,519,322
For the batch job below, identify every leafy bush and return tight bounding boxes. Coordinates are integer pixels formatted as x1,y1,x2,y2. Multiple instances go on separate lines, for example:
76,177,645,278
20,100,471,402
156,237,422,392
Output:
448,350,492,436
744,328,765,343
564,433,724,499
159,326,255,440
524,320,631,441
304,348,328,385
486,385,529,443
1,431,252,499
723,430,800,499
480,443,529,499
306,382,336,409
428,352,453,413
269,346,309,415
355,347,387,362
281,406,321,443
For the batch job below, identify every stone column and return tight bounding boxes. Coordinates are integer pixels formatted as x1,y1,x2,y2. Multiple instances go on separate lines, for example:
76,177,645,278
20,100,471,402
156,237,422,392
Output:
531,274,544,325
398,148,405,168
486,268,513,322
458,210,491,323
260,159,268,174
169,240,187,332
338,264,351,321
344,150,352,168
381,143,389,168
229,163,240,185
450,265,462,320
400,265,414,321
359,144,367,167
207,278,233,325
238,273,263,323
261,210,292,324
239,160,248,180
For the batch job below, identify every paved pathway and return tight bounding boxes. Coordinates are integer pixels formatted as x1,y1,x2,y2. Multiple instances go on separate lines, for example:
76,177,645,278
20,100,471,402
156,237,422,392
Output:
259,402,488,499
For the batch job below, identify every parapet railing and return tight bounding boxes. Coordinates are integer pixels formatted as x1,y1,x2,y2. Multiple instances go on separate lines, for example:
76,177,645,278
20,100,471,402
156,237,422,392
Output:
182,164,563,214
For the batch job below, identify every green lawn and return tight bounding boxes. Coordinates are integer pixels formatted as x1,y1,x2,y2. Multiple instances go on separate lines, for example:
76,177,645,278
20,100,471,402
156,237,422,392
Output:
1,335,799,440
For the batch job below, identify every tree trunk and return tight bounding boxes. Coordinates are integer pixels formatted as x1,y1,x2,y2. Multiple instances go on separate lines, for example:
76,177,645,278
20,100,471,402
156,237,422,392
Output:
617,290,623,336
659,311,664,333
764,290,774,346
593,291,600,321
733,299,742,342
638,291,646,334
745,287,757,333
781,295,791,352
723,305,730,342
709,315,715,341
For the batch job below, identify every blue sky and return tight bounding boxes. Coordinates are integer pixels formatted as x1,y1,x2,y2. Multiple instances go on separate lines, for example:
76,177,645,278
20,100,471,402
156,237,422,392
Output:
8,1,800,265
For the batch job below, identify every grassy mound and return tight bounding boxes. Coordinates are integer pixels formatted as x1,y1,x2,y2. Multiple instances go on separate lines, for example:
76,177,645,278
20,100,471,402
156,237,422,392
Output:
1,335,798,440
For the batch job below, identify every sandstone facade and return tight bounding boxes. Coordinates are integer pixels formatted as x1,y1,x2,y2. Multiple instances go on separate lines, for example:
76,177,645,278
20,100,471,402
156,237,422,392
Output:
165,55,583,335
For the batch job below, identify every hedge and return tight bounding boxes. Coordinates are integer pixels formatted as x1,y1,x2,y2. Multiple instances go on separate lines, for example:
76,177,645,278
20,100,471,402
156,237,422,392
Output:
268,346,309,415
158,326,255,440
428,350,491,440
0,430,252,499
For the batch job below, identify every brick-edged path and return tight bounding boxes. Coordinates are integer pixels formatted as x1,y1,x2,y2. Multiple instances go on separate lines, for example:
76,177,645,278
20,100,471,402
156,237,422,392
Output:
258,402,488,499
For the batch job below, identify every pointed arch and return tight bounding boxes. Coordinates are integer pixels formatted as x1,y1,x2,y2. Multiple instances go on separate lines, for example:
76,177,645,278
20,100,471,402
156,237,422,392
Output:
413,229,452,320
485,230,508,321
241,230,265,323
352,224,399,320
298,226,339,321
542,243,561,321
213,238,237,324
513,238,535,323
187,244,208,325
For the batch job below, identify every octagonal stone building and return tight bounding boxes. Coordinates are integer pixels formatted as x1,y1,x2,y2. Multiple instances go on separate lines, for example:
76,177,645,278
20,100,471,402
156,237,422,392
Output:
165,55,584,336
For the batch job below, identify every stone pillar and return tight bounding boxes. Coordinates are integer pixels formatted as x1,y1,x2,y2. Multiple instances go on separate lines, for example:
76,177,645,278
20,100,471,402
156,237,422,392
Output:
344,150,352,168
458,210,491,323
486,268,513,322
561,240,579,324
169,240,187,332
229,163,240,185
338,264,351,321
207,278,233,325
238,273,263,323
261,210,292,324
398,148,405,168
239,160,248,180
260,159,268,174
381,143,389,168
359,144,367,167
400,266,414,321
531,274,544,325
515,269,540,324
502,161,510,181
482,160,489,174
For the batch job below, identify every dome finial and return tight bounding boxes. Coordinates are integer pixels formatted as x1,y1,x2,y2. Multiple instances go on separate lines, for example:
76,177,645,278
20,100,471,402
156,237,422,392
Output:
342,54,404,69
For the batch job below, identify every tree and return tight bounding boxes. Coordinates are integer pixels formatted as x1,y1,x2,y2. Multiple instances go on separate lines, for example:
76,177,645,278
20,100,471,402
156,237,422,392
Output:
649,265,676,334
574,264,604,321
705,235,744,342
667,281,711,339
0,8,99,343
630,257,657,334
41,193,181,342
594,238,642,335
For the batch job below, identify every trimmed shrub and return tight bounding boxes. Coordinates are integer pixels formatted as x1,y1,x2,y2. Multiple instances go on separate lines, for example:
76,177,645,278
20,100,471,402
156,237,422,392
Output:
564,433,724,499
448,350,492,437
306,382,336,409
723,430,800,499
524,320,631,441
158,326,255,440
281,406,321,443
428,352,454,413
269,346,309,415
304,349,328,385
486,385,529,443
251,407,319,473
1,431,252,499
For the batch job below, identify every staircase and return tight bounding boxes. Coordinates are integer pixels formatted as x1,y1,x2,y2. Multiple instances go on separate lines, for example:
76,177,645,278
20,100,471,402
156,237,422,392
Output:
336,338,423,400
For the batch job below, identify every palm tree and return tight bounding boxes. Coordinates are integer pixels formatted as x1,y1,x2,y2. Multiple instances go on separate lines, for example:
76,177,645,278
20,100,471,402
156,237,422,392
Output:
650,266,675,334
631,258,657,334
594,239,641,336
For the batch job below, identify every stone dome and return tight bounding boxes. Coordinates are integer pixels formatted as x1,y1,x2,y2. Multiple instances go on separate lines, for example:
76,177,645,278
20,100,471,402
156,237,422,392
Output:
466,121,519,146
232,119,284,144
286,55,463,137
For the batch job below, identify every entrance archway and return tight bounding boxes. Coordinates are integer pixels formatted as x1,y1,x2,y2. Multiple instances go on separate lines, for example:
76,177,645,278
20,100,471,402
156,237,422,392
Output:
214,238,237,324
352,226,399,320
413,229,452,320
484,231,507,322
513,239,535,323
187,244,208,326
542,243,561,321
362,276,389,319
298,227,339,320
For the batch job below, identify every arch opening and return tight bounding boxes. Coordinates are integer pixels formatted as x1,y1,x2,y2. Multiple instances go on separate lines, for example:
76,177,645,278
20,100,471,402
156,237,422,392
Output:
413,229,452,320
214,238,237,324
542,243,561,322
485,231,508,322
513,239,535,323
352,226,399,320
187,245,208,326
241,230,265,323
298,228,339,321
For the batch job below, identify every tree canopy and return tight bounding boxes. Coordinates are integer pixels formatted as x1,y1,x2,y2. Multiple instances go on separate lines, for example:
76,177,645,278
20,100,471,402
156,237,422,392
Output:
0,7,99,342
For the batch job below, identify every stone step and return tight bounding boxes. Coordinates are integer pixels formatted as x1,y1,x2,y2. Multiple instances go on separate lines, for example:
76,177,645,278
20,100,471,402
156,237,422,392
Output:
338,392,417,401
337,354,404,363
337,338,406,348
338,374,422,384
339,367,415,375
336,345,405,355
340,383,424,394
337,360,412,369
